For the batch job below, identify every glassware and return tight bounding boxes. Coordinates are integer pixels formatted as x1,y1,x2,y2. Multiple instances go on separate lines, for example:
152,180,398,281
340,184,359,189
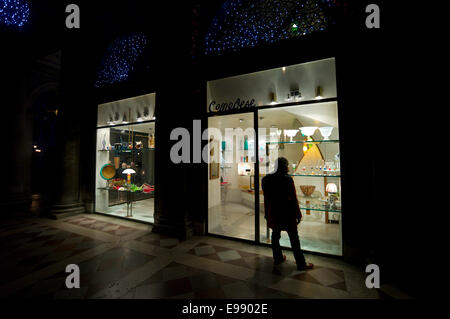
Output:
299,126,318,138
284,129,298,142
318,127,334,140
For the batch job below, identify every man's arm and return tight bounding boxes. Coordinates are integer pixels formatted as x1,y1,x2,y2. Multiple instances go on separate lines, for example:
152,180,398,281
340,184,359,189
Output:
289,178,302,222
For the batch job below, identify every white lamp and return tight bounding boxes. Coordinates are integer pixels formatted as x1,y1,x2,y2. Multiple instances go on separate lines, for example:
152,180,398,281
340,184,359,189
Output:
122,168,136,185
326,183,338,210
326,183,338,194
284,129,299,142
319,127,334,140
300,126,318,138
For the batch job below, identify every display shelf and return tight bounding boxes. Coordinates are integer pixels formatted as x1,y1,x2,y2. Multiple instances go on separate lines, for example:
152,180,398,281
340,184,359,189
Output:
266,140,339,145
298,197,342,213
97,148,154,152
299,205,341,213
289,174,341,178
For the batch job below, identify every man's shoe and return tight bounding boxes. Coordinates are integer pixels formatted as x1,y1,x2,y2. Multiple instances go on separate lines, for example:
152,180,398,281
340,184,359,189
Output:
274,255,286,265
297,262,314,271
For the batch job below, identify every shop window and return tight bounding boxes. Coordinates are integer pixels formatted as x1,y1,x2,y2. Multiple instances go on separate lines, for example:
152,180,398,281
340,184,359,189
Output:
259,102,342,255
206,58,342,255
96,93,156,223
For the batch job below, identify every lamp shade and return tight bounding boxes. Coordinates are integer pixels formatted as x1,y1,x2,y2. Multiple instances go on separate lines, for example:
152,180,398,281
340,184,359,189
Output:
122,168,136,175
326,183,338,193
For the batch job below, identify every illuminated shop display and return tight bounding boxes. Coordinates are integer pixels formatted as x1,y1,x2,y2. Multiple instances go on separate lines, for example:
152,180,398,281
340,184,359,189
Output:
95,93,156,223
207,58,342,255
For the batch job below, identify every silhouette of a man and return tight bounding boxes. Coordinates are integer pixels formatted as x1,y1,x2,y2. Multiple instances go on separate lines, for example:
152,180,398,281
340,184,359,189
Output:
262,157,313,271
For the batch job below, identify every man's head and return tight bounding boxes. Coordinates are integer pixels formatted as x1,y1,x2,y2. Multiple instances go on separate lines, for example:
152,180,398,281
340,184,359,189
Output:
275,157,289,174
121,162,127,169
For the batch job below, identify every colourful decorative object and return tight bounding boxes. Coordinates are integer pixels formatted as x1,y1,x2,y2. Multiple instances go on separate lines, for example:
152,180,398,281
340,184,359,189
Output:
122,168,136,184
142,183,154,193
100,164,116,180
113,157,120,169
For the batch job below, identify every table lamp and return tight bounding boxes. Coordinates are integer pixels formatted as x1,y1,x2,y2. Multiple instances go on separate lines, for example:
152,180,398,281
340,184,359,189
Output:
122,168,136,185
326,183,338,210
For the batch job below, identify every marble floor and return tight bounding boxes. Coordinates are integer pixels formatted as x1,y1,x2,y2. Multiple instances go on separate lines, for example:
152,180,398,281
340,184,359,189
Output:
0,213,382,299
209,203,341,255
99,198,154,224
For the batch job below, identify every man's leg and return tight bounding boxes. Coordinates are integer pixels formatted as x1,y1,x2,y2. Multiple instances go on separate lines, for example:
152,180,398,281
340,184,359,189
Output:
287,228,306,267
271,228,284,262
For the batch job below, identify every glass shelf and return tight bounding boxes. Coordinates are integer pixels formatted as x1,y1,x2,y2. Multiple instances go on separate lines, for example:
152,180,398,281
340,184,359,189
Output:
98,148,154,152
299,205,341,213
266,140,339,145
290,174,341,178
298,197,342,213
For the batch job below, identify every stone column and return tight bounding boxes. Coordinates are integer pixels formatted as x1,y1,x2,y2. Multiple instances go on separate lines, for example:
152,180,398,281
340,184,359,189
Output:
0,32,36,216
49,91,85,219
151,86,195,240
2,55,33,215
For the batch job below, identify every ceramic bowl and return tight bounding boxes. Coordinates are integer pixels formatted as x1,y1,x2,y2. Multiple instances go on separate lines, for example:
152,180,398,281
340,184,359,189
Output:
300,185,316,196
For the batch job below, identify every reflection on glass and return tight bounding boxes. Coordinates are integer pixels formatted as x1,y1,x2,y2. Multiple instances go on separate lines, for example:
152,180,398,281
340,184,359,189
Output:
207,113,255,241
258,101,342,255
96,122,155,223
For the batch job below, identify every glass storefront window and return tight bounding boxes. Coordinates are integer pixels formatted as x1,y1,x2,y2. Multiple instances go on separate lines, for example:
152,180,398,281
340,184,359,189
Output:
96,122,156,223
258,102,342,255
95,93,156,223
206,58,341,255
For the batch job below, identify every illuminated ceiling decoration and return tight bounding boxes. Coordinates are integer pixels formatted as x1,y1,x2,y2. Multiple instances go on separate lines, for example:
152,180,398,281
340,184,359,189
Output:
0,0,30,28
95,32,148,88
205,0,337,55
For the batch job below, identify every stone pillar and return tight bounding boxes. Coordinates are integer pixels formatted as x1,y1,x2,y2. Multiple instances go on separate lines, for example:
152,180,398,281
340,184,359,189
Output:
49,92,85,219
151,86,195,240
1,44,33,215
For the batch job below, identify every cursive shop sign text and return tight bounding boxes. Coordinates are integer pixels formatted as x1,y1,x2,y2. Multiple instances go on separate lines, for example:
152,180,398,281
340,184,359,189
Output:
208,98,256,113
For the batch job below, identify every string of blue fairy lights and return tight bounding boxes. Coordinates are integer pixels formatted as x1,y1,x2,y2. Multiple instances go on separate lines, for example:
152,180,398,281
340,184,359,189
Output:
205,0,337,55
0,0,30,28
95,33,148,88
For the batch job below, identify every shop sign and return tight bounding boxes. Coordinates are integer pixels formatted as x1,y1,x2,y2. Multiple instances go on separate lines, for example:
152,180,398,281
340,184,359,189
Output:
208,98,256,113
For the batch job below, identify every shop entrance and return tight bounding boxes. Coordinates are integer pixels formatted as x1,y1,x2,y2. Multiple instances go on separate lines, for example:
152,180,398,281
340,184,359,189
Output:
207,112,257,241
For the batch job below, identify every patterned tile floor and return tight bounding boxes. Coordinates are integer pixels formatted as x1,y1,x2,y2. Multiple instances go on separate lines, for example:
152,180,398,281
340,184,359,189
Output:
0,213,380,299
